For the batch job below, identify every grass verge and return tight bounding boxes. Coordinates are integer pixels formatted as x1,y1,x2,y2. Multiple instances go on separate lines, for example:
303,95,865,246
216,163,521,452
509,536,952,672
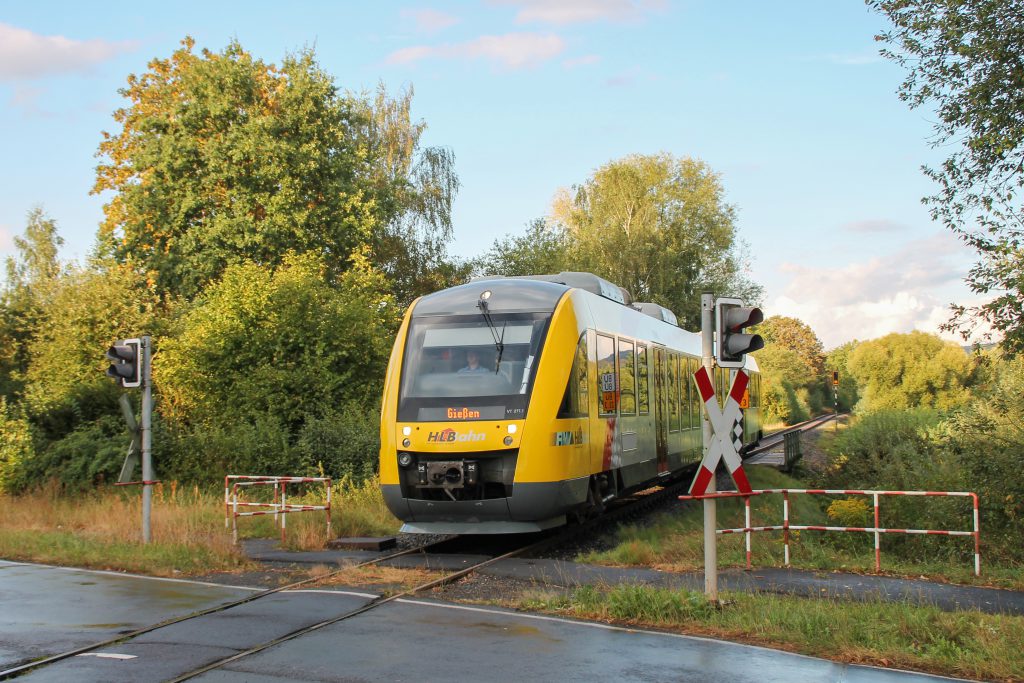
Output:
510,583,1024,681
0,482,247,576
0,476,401,575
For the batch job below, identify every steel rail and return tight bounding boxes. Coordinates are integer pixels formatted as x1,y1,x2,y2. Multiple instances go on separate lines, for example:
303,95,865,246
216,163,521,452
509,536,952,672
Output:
743,412,838,458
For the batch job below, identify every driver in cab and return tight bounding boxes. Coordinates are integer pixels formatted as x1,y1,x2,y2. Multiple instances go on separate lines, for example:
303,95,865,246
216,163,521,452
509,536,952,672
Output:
458,349,490,374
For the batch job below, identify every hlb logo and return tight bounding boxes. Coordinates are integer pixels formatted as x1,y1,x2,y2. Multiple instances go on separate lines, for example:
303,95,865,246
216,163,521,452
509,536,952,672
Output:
427,428,486,444
427,428,457,443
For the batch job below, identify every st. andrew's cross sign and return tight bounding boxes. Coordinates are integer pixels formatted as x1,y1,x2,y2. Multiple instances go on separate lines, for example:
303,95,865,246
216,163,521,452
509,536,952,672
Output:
690,366,753,496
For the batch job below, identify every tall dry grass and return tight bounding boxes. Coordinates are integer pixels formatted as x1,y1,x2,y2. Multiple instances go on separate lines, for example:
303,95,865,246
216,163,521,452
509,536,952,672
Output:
0,481,246,575
0,476,401,573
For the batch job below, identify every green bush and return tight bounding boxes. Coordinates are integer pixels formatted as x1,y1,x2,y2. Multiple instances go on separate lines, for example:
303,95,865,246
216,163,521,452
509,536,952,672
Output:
15,415,128,491
297,403,380,482
0,398,33,493
161,414,302,483
942,356,1024,559
821,409,972,562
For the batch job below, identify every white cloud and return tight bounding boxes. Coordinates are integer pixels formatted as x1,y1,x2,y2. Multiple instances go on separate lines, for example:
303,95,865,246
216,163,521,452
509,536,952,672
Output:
0,224,12,251
0,23,137,81
492,0,666,25
841,219,911,234
770,232,981,348
7,85,54,117
605,66,642,87
562,54,601,69
400,8,460,34
387,32,566,69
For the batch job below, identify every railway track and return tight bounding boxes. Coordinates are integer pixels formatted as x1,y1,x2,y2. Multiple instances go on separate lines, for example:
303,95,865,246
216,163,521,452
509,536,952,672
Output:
743,411,838,459
0,475,696,682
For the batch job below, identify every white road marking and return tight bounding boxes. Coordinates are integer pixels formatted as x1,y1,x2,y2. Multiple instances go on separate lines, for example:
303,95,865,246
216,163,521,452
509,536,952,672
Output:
76,653,137,660
0,560,261,592
284,589,379,599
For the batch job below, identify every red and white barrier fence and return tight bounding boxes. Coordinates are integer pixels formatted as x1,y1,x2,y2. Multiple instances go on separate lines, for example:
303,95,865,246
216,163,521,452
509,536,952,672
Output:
224,475,332,544
679,488,981,576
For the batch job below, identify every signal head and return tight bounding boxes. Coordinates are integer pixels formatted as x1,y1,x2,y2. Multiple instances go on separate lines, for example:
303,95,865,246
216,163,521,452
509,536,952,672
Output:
105,338,142,388
715,298,764,368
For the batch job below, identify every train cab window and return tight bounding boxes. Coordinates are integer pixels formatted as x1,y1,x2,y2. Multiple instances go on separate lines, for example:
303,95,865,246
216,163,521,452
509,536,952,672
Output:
397,312,550,422
618,339,636,415
597,333,617,415
668,352,679,432
637,344,649,414
558,332,589,418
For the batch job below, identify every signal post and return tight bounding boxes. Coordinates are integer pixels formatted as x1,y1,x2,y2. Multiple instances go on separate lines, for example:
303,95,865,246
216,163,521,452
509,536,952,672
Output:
106,336,154,543
695,294,763,603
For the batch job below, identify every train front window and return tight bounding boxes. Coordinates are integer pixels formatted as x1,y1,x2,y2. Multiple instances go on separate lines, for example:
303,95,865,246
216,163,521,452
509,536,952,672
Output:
398,314,550,421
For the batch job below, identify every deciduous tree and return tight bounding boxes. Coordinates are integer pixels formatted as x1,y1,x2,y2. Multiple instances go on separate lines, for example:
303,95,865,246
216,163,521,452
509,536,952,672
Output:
1,207,65,400
93,39,459,302
871,0,1024,352
755,316,826,377
846,331,975,411
552,153,761,328
479,218,569,277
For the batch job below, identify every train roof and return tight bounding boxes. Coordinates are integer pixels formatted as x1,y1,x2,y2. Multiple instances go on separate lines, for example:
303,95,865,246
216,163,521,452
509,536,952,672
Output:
418,273,760,373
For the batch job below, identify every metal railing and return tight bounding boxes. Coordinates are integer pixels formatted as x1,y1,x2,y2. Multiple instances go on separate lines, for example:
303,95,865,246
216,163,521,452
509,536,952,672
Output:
224,475,332,544
680,488,981,576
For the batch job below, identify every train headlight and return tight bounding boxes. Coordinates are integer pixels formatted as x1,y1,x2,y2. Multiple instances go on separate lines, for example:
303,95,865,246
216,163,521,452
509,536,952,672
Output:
503,436,513,446
398,452,414,468
402,438,411,447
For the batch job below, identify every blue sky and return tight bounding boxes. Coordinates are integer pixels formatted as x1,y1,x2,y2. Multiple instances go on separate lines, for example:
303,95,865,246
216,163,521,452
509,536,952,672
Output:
0,1,983,348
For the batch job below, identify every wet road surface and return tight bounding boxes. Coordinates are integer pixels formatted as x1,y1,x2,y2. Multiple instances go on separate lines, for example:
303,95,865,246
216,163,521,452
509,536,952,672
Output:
1,559,967,682
0,560,254,671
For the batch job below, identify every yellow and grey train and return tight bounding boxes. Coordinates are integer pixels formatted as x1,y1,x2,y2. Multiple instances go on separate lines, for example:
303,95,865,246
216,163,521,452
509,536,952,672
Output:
379,272,761,534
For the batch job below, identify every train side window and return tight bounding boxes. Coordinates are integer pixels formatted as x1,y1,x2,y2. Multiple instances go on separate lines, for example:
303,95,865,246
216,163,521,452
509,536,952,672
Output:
637,344,649,414
618,339,636,415
668,352,679,432
684,356,692,430
689,358,699,429
597,333,617,416
558,332,589,418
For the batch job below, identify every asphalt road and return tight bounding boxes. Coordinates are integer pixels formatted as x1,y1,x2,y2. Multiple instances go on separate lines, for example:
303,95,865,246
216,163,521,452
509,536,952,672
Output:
1,559,966,682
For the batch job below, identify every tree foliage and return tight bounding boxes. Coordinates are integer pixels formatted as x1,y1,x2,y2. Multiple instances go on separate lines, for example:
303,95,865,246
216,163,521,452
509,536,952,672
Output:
871,0,1024,352
475,153,764,328
755,316,825,377
479,218,569,277
944,353,1024,550
363,84,465,304
93,38,460,303
846,331,975,411
157,251,397,429
826,340,860,410
1,208,65,400
21,262,165,436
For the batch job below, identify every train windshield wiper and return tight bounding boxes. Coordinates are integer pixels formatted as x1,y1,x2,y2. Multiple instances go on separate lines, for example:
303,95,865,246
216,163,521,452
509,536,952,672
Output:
477,295,505,374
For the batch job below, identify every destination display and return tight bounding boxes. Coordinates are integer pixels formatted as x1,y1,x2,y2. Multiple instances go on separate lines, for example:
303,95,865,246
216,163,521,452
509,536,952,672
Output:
417,405,506,421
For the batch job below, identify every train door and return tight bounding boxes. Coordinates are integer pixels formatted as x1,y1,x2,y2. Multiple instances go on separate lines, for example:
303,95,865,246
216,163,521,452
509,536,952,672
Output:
652,346,668,470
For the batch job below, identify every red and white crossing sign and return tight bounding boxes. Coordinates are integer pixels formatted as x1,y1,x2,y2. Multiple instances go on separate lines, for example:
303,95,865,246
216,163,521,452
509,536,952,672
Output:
690,367,753,496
